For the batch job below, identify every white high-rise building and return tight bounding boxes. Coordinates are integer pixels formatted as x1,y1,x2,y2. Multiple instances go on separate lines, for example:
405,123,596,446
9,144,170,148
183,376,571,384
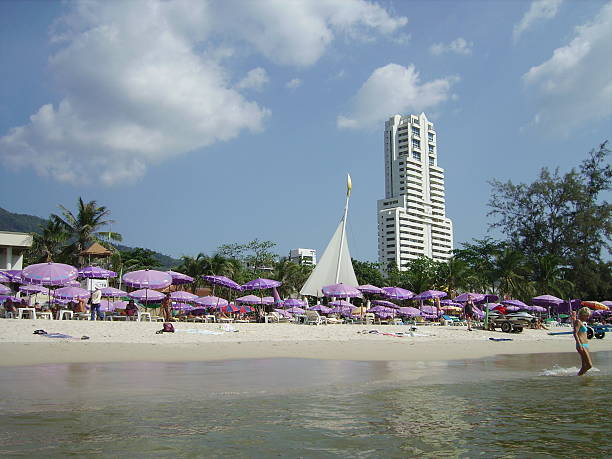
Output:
377,113,453,270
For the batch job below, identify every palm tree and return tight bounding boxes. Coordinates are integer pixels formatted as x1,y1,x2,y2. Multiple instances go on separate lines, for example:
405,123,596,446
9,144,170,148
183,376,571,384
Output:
529,254,574,298
273,257,312,298
492,248,526,299
52,197,122,265
29,220,69,263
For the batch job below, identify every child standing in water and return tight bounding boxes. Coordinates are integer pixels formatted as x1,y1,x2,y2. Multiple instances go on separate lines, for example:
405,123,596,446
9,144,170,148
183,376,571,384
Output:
573,307,593,376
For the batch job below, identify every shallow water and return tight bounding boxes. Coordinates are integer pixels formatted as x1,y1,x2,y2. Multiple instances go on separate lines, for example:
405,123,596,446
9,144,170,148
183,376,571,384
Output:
0,352,610,458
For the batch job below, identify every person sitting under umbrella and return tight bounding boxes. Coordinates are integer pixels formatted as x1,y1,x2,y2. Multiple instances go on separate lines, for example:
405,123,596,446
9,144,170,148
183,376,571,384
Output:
125,299,139,318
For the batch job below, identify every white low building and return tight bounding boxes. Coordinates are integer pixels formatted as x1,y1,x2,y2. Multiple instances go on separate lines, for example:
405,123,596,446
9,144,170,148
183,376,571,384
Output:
289,248,317,266
0,231,33,270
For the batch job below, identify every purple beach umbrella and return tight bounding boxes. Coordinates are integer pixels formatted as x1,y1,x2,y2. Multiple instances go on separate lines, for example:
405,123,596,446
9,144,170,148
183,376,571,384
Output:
122,270,172,289
100,287,128,297
398,307,422,317
236,294,264,304
53,286,91,300
421,305,441,316
532,295,564,305
283,298,307,308
78,266,117,279
322,283,363,298
169,291,198,302
413,290,447,301
167,270,194,285
19,284,48,294
602,301,612,307
242,278,282,290
309,304,332,313
202,275,243,291
0,284,11,295
286,306,306,314
372,299,400,308
129,289,166,302
502,299,528,309
1,270,22,283
369,305,395,313
381,287,414,300
262,296,276,305
329,299,355,308
357,284,384,294
194,296,229,308
0,273,10,283
453,293,485,303
21,262,78,286
274,308,293,318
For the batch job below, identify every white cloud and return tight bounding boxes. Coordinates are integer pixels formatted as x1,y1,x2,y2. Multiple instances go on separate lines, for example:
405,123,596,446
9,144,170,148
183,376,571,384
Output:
513,0,563,42
0,0,408,185
522,2,612,131
429,38,473,56
285,78,303,89
337,63,456,130
236,67,269,91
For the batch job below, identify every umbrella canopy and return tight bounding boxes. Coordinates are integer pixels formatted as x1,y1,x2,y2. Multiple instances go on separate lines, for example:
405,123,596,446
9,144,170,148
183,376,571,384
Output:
194,296,228,308
453,293,485,303
236,294,264,304
440,299,463,307
274,308,293,318
357,284,384,294
381,287,414,300
53,286,90,300
283,298,307,308
100,287,128,297
369,305,395,313
242,278,282,290
309,304,332,313
171,302,194,311
581,301,609,311
221,304,240,313
21,262,78,286
128,289,166,302
329,306,354,316
502,299,528,308
376,312,395,319
0,295,20,303
329,299,355,308
78,266,117,279
372,299,400,308
202,275,243,291
1,270,22,283
19,284,48,294
122,270,172,289
286,306,306,314
322,283,363,298
167,270,194,285
0,284,11,295
398,307,422,317
602,301,612,307
413,290,447,300
100,299,119,312
532,295,564,305
421,305,441,316
64,280,81,287
169,291,199,302
0,272,10,283
262,296,276,305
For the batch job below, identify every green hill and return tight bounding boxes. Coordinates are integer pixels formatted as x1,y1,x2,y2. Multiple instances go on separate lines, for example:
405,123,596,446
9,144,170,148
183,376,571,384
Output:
0,207,180,269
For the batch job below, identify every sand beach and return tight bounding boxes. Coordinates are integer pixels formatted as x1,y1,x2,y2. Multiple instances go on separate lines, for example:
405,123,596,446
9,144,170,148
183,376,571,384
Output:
2,319,611,367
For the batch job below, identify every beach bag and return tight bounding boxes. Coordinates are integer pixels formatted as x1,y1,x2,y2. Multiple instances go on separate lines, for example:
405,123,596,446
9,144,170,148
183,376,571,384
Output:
162,323,175,333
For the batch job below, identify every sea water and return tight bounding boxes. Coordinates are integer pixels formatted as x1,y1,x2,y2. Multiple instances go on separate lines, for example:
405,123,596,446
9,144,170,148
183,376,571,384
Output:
0,351,610,458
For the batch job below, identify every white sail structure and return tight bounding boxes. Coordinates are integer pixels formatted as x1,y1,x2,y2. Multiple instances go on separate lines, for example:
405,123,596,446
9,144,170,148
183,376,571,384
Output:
300,174,358,297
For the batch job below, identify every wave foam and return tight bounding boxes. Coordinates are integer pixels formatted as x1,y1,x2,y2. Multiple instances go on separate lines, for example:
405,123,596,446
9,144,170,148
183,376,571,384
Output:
539,365,600,376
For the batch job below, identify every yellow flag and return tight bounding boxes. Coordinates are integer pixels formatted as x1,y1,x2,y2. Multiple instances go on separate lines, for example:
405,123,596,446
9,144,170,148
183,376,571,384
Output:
347,173,352,197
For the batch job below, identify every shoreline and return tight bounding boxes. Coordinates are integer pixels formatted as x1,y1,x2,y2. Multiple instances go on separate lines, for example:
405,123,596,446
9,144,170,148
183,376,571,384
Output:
1,319,611,367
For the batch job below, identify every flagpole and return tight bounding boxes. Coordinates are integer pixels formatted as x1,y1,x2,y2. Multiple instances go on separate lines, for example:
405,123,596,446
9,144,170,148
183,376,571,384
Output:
335,174,352,284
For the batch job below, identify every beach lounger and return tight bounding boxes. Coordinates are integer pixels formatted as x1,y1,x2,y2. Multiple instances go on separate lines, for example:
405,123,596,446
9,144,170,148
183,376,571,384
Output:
305,311,324,325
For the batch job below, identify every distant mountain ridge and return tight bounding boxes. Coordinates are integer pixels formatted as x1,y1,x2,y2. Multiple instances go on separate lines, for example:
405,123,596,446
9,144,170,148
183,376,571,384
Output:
0,207,179,269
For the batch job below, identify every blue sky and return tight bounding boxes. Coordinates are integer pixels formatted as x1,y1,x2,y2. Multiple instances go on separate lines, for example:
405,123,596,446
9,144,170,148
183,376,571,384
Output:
1,0,611,262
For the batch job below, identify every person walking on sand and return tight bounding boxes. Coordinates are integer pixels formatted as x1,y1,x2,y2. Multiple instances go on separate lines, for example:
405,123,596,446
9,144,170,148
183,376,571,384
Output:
90,287,103,321
464,297,475,331
573,307,593,376
161,295,172,322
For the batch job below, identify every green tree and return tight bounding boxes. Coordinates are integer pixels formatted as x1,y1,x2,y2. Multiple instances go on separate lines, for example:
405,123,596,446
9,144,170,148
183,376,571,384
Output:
352,259,385,287
492,248,526,299
273,257,312,298
52,197,122,265
27,220,69,263
488,142,610,298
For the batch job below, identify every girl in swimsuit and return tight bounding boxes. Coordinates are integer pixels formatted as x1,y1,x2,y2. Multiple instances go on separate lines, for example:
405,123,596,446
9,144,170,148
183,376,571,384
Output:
573,307,592,376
